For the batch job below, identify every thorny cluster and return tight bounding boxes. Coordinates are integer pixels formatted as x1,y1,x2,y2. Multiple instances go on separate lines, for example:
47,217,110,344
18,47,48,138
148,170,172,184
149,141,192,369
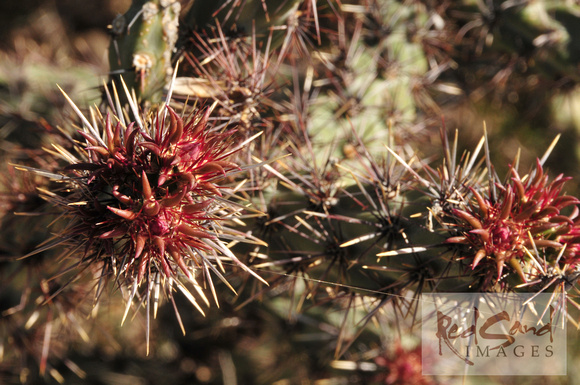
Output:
1,0,580,383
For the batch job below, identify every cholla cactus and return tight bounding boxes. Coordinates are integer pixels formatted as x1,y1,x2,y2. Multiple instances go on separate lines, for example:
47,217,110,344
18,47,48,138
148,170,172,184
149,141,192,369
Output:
16,87,267,353
109,0,181,103
445,159,580,287
4,0,580,383
372,342,433,385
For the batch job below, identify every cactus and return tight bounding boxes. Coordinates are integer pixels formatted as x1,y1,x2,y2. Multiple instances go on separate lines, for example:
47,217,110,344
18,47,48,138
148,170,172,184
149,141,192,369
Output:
108,0,181,104
2,0,580,384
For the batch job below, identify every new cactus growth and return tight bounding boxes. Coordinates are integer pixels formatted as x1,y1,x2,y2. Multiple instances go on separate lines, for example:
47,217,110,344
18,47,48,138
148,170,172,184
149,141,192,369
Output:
2,0,580,383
